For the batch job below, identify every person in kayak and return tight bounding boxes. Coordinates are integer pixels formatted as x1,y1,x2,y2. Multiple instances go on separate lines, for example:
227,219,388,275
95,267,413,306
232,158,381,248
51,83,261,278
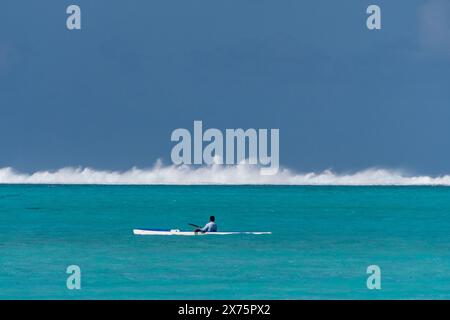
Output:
194,216,217,233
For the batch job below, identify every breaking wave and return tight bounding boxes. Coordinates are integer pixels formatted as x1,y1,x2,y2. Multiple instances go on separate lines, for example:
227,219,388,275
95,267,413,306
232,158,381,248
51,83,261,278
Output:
0,161,450,185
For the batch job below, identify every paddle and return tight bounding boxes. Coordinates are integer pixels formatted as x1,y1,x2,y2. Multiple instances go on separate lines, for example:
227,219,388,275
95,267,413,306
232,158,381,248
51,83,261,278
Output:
188,223,201,228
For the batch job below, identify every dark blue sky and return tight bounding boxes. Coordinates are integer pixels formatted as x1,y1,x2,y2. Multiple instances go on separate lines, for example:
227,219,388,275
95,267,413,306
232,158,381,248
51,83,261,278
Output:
1,0,449,174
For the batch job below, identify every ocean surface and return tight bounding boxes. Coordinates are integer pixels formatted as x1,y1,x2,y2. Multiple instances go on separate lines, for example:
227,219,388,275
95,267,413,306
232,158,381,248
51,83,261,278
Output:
1,185,450,299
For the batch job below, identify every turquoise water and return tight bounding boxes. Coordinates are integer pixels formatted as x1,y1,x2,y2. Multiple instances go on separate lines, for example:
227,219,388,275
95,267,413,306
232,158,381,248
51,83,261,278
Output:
1,185,450,299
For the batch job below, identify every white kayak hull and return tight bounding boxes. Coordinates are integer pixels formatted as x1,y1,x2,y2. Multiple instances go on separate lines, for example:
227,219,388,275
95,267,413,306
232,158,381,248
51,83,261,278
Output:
133,229,272,236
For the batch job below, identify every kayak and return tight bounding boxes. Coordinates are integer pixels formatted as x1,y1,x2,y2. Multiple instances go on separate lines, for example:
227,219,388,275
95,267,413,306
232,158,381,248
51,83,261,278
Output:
133,228,272,236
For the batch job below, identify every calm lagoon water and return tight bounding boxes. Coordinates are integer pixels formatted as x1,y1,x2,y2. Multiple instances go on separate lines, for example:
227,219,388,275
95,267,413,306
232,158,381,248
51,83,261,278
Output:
1,185,450,299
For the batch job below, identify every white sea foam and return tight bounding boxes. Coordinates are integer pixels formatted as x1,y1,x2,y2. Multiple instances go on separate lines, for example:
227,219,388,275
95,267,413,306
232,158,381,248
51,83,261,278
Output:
0,161,449,185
